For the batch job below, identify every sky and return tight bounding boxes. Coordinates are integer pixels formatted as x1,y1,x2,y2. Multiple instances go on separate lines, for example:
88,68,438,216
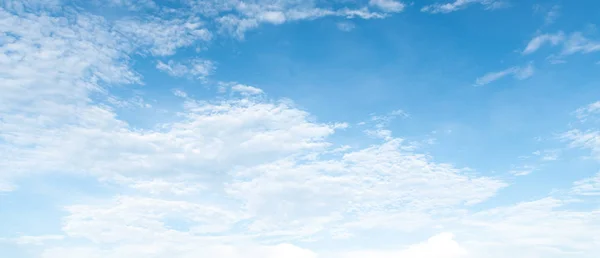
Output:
1,0,600,257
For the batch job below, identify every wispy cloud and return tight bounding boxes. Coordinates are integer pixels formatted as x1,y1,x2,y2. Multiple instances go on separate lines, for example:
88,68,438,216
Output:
533,4,560,25
562,32,600,55
369,0,406,13
522,32,565,55
572,172,600,196
421,0,507,14
575,101,600,121
156,59,215,79
523,31,600,58
509,165,537,176
474,63,534,86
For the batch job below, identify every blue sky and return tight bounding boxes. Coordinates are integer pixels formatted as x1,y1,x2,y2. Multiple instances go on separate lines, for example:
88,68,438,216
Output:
1,0,600,257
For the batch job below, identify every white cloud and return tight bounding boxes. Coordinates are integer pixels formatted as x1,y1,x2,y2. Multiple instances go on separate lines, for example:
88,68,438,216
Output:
231,84,264,96
201,1,388,39
474,63,534,86
104,0,158,10
575,101,600,121
523,31,600,58
421,0,507,14
572,172,600,196
156,59,215,79
562,32,600,55
369,0,406,13
460,197,600,257
532,149,561,161
561,129,600,160
522,32,565,54
259,11,286,24
4,2,600,258
509,165,537,176
114,17,212,56
226,139,506,239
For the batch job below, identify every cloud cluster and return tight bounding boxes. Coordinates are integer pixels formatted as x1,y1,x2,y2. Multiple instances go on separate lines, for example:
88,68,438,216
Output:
3,1,600,258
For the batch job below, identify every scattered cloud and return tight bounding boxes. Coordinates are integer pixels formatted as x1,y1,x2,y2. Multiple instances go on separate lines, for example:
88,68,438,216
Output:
532,149,561,161
207,2,388,39
533,4,560,25
509,165,537,176
474,63,534,86
421,0,507,14
231,84,264,96
103,0,157,10
156,59,215,79
575,101,600,121
560,129,600,160
4,1,600,258
114,17,212,56
369,0,406,13
572,172,600,196
562,32,600,55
